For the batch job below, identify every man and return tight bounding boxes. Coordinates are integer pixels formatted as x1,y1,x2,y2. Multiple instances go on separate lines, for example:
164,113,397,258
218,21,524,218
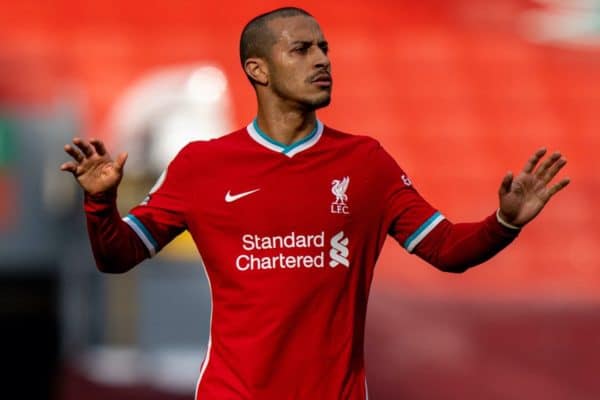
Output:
61,7,569,400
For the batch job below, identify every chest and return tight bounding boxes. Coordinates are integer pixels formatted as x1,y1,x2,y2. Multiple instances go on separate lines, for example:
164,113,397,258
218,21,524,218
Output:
182,146,384,294
190,157,376,236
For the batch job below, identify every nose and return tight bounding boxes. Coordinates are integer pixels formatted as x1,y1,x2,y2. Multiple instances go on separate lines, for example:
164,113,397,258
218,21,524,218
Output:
314,47,330,70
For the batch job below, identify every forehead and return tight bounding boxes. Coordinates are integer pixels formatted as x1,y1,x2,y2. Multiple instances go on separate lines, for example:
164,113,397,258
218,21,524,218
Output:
267,15,325,45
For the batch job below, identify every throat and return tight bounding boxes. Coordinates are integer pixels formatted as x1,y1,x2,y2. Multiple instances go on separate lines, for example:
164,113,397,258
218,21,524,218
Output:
253,118,318,147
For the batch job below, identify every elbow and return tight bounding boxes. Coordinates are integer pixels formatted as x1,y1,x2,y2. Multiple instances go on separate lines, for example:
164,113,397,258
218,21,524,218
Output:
440,264,471,274
430,251,489,274
96,266,131,274
431,259,475,274
94,257,135,274
435,254,497,273
91,243,145,273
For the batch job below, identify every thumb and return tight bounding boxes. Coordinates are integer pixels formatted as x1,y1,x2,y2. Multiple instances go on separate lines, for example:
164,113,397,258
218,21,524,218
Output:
499,171,513,196
115,152,128,172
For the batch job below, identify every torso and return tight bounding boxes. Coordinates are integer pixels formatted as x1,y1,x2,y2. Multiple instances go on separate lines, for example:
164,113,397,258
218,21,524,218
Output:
184,123,388,399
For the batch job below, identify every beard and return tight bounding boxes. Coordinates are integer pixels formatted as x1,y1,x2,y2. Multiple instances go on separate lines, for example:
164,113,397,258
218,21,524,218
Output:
264,64,331,110
270,79,332,111
302,91,331,110
309,91,331,110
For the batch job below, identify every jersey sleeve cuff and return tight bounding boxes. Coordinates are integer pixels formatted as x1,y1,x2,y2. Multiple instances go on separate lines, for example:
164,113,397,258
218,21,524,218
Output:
123,214,159,257
403,211,445,253
84,189,117,214
495,209,522,230
487,211,522,239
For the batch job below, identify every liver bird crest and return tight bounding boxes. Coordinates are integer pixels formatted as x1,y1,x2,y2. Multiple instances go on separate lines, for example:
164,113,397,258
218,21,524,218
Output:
331,177,350,204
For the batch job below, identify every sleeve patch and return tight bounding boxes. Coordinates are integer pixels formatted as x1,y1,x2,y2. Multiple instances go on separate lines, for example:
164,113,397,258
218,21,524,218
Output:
403,211,445,253
123,214,159,256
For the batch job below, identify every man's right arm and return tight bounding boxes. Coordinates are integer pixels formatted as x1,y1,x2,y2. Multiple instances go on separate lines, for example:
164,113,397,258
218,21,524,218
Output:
61,137,187,273
84,189,151,273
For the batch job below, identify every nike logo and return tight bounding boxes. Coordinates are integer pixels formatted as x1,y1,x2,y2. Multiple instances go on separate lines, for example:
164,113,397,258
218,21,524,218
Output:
225,188,260,203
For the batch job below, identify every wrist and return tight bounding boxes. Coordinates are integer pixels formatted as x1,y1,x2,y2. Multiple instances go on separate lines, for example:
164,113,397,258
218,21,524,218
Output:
496,209,521,230
84,188,118,213
85,186,118,200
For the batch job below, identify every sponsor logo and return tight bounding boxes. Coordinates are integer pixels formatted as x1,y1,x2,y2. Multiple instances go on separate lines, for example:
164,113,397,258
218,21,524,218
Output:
235,231,350,271
331,176,350,214
401,174,412,187
225,188,260,203
329,231,349,268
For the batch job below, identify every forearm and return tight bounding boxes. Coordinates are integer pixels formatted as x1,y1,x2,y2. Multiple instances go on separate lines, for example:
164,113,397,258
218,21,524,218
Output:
84,191,149,273
414,212,520,273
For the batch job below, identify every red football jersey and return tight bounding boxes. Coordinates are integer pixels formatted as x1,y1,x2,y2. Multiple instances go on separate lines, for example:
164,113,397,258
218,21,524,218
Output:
125,120,442,399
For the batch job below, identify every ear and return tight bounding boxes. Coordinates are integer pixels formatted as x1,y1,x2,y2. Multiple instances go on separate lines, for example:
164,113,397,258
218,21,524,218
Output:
244,57,268,85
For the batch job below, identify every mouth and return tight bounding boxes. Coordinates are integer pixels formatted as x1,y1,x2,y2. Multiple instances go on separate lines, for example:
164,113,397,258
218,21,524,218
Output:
311,72,332,88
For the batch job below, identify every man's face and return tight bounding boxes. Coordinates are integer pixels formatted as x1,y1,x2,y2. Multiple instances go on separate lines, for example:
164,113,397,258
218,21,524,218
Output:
265,16,332,110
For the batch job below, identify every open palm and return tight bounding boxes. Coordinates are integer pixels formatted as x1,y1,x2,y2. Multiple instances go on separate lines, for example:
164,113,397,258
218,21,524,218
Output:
498,148,570,227
60,138,127,195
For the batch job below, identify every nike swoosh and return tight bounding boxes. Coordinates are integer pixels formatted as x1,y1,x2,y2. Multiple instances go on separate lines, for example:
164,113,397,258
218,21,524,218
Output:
225,188,260,203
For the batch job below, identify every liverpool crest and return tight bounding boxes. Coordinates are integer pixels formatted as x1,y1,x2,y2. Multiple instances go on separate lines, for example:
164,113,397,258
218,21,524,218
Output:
331,176,350,214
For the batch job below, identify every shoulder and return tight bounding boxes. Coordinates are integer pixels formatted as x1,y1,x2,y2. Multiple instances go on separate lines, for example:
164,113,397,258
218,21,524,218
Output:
180,127,248,155
172,127,249,164
163,128,248,178
322,125,386,156
323,124,407,174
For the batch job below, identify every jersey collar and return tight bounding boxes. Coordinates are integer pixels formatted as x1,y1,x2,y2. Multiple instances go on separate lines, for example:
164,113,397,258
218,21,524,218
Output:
246,118,324,158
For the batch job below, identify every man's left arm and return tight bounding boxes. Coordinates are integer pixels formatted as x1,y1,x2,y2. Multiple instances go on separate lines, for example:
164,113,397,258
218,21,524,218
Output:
412,148,570,272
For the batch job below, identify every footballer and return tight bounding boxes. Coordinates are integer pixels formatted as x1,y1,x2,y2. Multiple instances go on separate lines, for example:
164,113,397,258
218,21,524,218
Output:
61,7,569,400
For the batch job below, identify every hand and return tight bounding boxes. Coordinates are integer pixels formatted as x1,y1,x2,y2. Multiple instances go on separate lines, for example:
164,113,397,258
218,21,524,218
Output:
498,148,570,227
60,137,128,196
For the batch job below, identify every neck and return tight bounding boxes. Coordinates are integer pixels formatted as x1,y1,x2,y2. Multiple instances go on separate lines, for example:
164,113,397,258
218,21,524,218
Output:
255,99,318,146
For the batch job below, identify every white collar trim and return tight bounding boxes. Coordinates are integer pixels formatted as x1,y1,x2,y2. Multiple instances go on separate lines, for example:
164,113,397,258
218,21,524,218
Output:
246,119,324,158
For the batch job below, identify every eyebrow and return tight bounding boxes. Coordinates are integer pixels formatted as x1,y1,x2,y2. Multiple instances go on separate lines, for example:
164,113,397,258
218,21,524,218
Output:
290,40,328,47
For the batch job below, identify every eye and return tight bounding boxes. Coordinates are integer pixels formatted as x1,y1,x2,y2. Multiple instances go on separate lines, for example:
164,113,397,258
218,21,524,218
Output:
319,44,329,54
293,45,309,54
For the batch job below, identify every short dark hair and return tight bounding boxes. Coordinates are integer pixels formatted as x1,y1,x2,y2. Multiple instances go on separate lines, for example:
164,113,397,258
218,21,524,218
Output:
239,7,313,81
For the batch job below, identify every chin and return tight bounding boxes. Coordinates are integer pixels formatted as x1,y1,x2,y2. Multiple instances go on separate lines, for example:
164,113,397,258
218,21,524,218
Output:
306,93,331,110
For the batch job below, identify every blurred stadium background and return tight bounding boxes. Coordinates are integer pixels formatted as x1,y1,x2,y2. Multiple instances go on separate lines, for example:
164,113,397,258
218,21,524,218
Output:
0,0,598,399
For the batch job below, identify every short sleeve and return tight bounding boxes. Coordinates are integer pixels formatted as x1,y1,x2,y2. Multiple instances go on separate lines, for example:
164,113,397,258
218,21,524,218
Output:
375,144,445,253
124,145,191,256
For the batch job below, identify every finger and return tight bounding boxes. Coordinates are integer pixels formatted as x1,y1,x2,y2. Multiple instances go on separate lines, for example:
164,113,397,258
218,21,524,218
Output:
60,161,78,174
64,144,84,162
541,157,567,184
73,137,95,158
499,171,513,196
547,177,570,199
89,138,107,156
523,147,547,174
114,152,128,172
535,151,561,179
